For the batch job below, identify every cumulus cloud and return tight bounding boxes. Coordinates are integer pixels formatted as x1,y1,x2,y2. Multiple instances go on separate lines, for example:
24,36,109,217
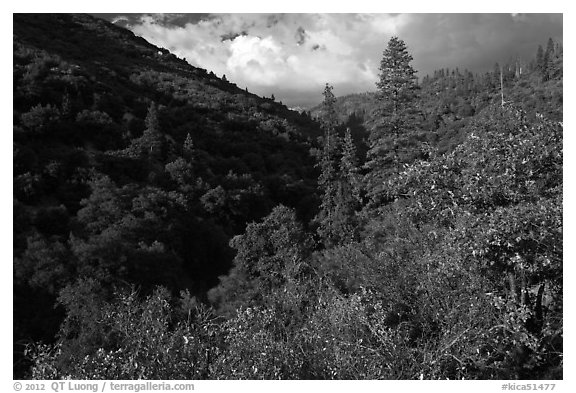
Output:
115,13,561,107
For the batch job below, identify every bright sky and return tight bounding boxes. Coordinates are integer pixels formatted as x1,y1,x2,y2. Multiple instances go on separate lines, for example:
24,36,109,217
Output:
95,13,562,108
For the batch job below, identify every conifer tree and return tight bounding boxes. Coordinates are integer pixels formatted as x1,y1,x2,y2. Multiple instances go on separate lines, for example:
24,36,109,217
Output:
340,128,361,205
551,40,563,80
315,86,362,246
61,90,72,119
315,84,341,246
364,36,419,206
545,38,555,60
542,38,556,81
375,37,418,115
141,102,164,160
536,44,545,73
333,127,361,244
183,132,195,162
120,102,166,169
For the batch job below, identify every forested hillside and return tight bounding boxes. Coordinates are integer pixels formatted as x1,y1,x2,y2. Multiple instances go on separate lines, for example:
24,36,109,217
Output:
14,14,562,380
13,13,322,377
310,39,562,158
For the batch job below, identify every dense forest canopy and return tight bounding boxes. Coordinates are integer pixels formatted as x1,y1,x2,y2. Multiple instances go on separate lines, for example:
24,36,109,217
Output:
13,14,562,380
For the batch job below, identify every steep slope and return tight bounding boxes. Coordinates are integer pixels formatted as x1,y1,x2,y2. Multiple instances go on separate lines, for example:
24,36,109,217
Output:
14,14,321,141
13,12,323,238
13,13,322,377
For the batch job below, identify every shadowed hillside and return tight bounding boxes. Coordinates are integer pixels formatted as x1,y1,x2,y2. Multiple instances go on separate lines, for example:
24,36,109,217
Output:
13,13,323,377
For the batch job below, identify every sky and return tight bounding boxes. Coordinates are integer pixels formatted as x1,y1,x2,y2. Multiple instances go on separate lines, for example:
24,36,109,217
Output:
93,13,562,108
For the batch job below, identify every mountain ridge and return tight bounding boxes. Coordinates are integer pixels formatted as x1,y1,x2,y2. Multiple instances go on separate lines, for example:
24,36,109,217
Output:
13,13,324,377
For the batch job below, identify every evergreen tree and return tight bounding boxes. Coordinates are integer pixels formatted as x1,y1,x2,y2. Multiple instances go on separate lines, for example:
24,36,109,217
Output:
551,41,563,80
492,62,501,86
124,102,165,161
545,38,555,59
375,37,419,114
333,127,361,244
61,90,72,119
142,102,163,160
315,86,362,246
183,132,195,162
340,127,361,205
364,36,419,206
543,37,556,81
145,102,159,130
536,44,545,73
315,84,341,246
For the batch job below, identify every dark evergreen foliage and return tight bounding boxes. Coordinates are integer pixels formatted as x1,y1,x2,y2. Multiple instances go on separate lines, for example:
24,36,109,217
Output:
314,84,341,246
364,37,423,206
314,85,361,247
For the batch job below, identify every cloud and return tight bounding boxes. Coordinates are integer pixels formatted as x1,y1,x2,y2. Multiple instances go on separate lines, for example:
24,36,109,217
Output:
397,14,563,78
295,26,308,46
227,35,287,85
111,15,129,25
120,13,561,107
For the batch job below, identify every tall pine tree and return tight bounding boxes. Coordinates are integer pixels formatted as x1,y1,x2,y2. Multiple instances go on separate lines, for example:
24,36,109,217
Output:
315,86,361,247
315,84,341,246
364,36,419,206
124,102,164,162
340,127,361,206
543,37,555,81
536,44,545,73
183,132,195,162
142,102,163,160
334,127,361,244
